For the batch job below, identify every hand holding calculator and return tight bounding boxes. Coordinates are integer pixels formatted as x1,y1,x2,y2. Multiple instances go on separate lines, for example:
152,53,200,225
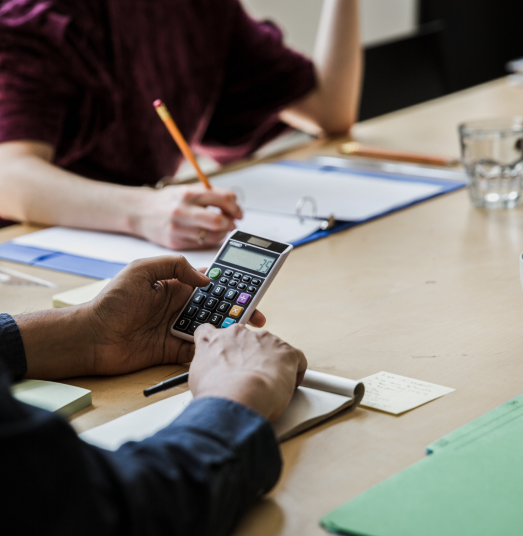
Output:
171,231,293,341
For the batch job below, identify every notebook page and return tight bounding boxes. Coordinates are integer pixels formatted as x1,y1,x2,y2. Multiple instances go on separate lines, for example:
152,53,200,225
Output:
212,163,442,222
80,374,364,449
13,213,318,269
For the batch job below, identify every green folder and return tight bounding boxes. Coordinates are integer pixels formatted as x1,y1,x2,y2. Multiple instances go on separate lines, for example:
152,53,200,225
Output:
321,395,523,536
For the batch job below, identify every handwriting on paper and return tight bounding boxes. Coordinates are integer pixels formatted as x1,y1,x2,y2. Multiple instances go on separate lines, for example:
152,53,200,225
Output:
359,371,455,415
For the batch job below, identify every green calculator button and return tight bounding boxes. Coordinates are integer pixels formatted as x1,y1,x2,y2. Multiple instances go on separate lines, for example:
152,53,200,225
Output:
209,268,221,279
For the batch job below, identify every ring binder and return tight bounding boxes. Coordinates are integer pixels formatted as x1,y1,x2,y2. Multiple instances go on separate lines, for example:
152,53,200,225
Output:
295,196,336,230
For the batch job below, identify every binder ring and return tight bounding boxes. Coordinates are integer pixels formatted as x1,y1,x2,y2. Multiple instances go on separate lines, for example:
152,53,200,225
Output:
295,196,317,222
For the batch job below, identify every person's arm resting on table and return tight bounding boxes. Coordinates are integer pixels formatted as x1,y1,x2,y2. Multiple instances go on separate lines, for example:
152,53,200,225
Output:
0,256,307,536
0,0,360,246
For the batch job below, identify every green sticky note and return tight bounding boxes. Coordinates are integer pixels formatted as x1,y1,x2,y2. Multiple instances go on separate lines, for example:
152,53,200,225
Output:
320,420,523,536
11,380,92,417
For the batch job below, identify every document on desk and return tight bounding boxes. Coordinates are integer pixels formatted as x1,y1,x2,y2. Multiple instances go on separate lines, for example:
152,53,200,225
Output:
0,160,464,278
320,395,523,536
212,161,457,222
359,371,455,414
80,371,364,449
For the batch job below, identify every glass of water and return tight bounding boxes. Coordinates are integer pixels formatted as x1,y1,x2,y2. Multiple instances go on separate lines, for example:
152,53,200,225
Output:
459,117,523,209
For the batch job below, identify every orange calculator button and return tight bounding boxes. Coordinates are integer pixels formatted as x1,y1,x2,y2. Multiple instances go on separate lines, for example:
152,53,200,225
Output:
230,305,243,317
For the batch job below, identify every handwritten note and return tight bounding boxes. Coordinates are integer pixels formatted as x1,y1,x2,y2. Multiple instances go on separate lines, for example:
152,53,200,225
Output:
359,371,455,414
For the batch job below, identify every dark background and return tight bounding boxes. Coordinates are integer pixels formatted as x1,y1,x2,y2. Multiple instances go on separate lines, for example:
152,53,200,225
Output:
359,0,523,121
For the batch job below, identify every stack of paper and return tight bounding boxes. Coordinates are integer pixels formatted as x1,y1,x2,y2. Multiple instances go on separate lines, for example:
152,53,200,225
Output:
11,380,92,417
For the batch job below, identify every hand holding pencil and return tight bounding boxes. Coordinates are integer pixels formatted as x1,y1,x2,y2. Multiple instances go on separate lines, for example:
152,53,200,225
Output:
149,99,242,249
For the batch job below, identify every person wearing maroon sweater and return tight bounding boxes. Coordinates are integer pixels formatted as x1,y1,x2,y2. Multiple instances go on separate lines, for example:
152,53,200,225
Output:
0,0,361,249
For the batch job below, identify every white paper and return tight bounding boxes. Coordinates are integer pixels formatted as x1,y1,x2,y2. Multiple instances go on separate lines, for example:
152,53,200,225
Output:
213,163,442,221
359,371,455,415
13,213,317,271
13,227,218,269
238,210,321,244
80,372,365,449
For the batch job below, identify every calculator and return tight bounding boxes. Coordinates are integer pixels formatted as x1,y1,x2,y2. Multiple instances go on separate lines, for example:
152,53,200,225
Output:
171,230,293,341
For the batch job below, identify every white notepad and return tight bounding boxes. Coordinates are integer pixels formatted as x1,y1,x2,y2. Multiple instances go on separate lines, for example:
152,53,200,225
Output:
80,371,364,448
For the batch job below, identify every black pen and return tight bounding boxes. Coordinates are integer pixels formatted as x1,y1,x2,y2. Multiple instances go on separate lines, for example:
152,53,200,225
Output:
143,372,189,397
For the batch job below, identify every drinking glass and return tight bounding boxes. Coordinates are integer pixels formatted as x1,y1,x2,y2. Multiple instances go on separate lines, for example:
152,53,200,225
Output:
459,117,523,208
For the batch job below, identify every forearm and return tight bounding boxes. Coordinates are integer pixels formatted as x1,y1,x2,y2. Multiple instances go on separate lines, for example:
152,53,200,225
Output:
0,142,151,235
14,306,95,379
282,0,362,135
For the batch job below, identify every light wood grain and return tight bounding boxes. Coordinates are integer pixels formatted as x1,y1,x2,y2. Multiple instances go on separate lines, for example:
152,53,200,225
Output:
2,78,523,535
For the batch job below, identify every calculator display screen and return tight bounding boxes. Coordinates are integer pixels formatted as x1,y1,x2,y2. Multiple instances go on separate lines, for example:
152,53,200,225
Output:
220,244,275,274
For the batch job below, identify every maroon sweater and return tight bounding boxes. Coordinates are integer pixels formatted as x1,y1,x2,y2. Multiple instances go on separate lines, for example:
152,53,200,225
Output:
0,0,316,186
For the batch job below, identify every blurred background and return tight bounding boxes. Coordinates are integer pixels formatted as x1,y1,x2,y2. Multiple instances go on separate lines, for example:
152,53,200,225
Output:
243,0,523,121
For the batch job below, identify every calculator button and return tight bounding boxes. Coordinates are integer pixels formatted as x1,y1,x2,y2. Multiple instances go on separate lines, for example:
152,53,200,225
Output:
210,313,223,326
200,283,214,293
224,269,233,277
212,285,226,297
196,309,211,322
230,305,243,318
233,272,242,279
247,286,256,294
252,278,261,286
188,321,201,335
209,268,221,279
221,317,236,328
174,317,191,331
217,301,231,314
183,305,198,318
237,293,251,305
192,293,205,304
225,289,238,301
219,277,229,285
242,275,251,283
204,297,218,310
229,279,238,287
238,283,247,290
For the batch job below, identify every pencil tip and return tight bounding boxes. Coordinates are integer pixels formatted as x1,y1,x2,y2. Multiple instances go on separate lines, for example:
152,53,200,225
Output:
153,99,162,108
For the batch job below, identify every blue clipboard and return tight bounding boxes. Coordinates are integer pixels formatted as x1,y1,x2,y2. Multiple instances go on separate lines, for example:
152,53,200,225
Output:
0,160,466,279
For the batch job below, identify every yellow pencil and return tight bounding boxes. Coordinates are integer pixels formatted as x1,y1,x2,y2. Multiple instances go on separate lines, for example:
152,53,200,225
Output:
153,99,212,190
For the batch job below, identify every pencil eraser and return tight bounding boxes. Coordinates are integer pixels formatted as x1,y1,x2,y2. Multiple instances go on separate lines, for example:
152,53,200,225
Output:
153,99,162,108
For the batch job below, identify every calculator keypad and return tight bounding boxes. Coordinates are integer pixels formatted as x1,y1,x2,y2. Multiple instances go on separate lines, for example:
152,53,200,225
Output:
174,264,265,333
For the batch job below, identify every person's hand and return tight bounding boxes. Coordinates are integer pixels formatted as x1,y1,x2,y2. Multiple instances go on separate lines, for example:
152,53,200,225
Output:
133,184,243,250
85,256,266,375
190,324,307,421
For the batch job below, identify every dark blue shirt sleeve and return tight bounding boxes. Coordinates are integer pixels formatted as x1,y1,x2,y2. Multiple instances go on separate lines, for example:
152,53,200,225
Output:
0,313,27,380
0,316,282,536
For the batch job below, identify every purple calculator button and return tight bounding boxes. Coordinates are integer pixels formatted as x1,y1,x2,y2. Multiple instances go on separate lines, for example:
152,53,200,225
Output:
237,293,251,305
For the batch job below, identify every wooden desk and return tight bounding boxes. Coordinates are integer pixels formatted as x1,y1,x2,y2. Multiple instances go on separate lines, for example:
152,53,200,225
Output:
3,77,523,535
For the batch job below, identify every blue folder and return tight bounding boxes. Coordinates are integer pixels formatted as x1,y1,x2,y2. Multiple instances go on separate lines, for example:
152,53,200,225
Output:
0,161,466,279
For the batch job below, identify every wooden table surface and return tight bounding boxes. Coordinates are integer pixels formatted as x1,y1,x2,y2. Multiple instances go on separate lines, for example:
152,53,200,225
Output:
2,77,523,535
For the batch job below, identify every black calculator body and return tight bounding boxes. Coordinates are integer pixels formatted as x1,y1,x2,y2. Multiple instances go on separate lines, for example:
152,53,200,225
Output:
171,230,293,342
